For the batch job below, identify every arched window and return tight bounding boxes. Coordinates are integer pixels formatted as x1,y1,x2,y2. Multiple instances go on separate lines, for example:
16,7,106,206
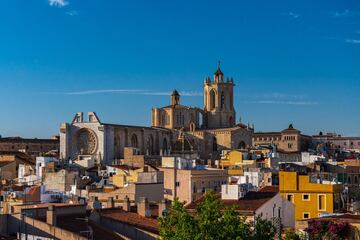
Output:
131,134,138,148
163,138,168,154
238,141,246,149
210,89,216,110
229,116,233,126
221,91,225,109
147,135,154,155
212,137,218,152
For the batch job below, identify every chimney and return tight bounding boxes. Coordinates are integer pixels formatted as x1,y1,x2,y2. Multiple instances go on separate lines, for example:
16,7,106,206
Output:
158,199,168,217
93,196,102,210
123,195,130,212
137,197,150,217
107,197,115,208
46,206,57,226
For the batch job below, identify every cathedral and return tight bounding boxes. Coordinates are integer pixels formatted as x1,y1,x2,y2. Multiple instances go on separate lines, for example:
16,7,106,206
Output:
59,65,253,164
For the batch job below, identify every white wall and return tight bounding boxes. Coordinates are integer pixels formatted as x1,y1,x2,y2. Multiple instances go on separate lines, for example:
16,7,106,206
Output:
255,193,295,228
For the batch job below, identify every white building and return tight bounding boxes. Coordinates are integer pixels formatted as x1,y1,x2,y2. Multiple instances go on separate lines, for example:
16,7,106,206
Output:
301,152,326,164
238,169,264,190
221,184,248,200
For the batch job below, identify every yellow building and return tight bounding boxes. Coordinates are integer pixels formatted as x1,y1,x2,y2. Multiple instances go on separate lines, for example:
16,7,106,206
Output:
279,171,343,221
220,150,256,169
112,166,143,188
111,165,159,188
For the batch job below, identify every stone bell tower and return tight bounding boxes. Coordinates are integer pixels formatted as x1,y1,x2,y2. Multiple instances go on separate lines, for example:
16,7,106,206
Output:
203,62,236,128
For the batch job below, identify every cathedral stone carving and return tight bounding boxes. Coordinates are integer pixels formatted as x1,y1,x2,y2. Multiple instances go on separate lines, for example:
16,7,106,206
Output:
75,128,98,155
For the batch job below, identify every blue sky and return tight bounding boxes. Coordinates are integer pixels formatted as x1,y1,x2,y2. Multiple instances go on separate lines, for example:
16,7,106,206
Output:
0,0,359,138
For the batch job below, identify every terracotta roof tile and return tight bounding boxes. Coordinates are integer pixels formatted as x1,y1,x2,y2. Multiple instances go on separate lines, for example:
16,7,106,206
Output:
186,191,277,214
99,208,159,234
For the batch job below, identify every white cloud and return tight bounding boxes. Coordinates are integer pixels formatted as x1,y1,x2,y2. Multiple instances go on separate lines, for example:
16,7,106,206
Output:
333,9,350,17
48,89,202,97
345,39,360,44
63,89,146,95
250,100,318,105
288,12,300,19
261,93,305,99
66,10,78,16
48,0,69,8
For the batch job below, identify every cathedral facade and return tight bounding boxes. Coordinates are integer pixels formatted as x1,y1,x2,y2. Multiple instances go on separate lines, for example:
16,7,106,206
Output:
59,66,253,164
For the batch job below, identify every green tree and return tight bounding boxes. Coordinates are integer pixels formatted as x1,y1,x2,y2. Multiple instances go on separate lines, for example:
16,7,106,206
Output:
252,215,276,240
285,230,302,240
158,191,276,240
158,198,197,240
195,190,224,240
221,206,251,240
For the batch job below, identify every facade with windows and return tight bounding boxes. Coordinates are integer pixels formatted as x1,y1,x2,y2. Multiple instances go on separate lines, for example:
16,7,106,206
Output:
252,124,312,153
0,137,59,156
160,167,228,203
279,171,343,221
312,132,360,151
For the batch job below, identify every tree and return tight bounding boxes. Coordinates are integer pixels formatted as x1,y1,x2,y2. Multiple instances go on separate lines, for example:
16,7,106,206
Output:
158,198,198,240
195,190,224,240
252,215,276,240
221,206,251,240
285,230,302,240
158,191,276,240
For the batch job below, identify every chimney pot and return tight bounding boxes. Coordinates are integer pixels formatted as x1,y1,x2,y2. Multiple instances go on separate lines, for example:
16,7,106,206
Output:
107,197,115,208
123,195,131,211
137,197,150,217
46,205,56,226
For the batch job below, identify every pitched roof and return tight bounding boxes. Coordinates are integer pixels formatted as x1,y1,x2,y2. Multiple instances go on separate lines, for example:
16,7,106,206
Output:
186,191,277,214
0,151,35,162
171,89,180,96
259,186,279,193
0,137,58,143
99,208,159,234
0,161,14,168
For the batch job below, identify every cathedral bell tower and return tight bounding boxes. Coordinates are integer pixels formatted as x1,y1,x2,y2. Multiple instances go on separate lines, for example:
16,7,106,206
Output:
170,90,180,106
203,62,236,128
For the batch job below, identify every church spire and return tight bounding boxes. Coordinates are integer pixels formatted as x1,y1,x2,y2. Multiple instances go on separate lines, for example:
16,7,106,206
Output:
214,61,224,83
170,89,180,105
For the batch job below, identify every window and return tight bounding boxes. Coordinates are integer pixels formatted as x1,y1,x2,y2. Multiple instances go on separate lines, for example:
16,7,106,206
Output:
318,194,326,211
176,181,180,187
131,134,138,148
303,213,310,219
220,92,225,109
287,194,294,203
302,194,310,201
212,137,218,152
209,89,216,110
